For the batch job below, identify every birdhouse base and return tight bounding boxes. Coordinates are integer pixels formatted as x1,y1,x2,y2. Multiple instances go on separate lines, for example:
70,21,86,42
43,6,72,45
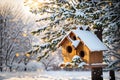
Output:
84,63,108,68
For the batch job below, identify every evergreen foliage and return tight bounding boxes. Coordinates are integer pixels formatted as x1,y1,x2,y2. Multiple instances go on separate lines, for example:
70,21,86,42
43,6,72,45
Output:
30,0,108,57
102,0,120,71
27,0,120,70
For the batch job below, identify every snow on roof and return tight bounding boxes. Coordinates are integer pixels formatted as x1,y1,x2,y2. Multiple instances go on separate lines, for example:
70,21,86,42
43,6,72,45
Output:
72,28,108,51
72,40,80,48
67,36,80,48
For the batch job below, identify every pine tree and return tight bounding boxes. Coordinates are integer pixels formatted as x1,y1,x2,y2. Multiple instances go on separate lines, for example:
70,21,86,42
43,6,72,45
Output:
103,0,120,71
27,0,120,70
28,0,110,60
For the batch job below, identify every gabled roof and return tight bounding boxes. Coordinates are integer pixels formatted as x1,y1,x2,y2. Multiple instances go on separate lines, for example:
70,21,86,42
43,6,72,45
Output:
58,27,108,52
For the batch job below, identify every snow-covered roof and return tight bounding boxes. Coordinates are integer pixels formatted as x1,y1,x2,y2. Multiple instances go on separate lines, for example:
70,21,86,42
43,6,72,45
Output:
67,36,80,48
58,27,108,52
72,28,108,51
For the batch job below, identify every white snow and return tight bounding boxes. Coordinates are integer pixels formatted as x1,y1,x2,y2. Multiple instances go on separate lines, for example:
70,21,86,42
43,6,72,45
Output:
65,62,73,66
78,62,86,68
75,9,85,17
72,28,108,51
72,55,82,62
72,40,80,48
67,36,80,48
0,71,120,80
91,63,108,66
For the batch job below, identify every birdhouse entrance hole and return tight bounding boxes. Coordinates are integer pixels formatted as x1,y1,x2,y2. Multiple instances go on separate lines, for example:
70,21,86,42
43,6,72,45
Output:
79,51,85,58
67,46,72,53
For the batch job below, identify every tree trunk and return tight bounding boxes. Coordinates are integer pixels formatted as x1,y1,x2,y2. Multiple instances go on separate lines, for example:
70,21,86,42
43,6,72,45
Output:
109,70,115,80
93,27,116,80
0,62,2,72
0,16,4,72
93,27,103,41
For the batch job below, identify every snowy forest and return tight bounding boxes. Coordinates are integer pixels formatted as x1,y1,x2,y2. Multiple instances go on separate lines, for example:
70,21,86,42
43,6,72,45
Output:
0,0,120,80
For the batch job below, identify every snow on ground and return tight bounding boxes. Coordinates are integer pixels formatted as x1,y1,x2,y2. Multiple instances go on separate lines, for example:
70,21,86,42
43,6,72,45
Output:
0,71,120,80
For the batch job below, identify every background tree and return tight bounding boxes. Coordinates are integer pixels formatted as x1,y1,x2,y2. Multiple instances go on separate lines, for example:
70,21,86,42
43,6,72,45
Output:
0,0,34,72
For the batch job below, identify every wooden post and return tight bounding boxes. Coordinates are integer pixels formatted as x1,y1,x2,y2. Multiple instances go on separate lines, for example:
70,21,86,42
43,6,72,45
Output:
109,70,115,80
91,67,103,80
84,64,108,80
94,27,116,80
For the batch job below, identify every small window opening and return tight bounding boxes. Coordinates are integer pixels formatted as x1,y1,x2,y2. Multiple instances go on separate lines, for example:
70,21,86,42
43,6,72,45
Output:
67,46,72,53
79,51,85,57
73,36,76,40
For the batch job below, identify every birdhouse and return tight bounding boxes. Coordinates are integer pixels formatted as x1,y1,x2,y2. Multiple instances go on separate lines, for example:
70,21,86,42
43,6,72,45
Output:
58,26,108,64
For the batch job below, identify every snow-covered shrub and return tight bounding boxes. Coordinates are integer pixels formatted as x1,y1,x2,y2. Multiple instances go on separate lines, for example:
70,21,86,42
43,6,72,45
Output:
65,62,73,68
26,61,44,71
11,63,20,71
59,62,66,68
72,55,83,66
72,55,86,69
62,62,73,71
78,62,86,68
17,63,25,71
52,64,61,70
58,55,86,71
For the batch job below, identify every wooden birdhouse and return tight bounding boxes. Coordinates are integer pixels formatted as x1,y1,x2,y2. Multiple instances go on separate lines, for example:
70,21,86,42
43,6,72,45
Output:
58,26,108,64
